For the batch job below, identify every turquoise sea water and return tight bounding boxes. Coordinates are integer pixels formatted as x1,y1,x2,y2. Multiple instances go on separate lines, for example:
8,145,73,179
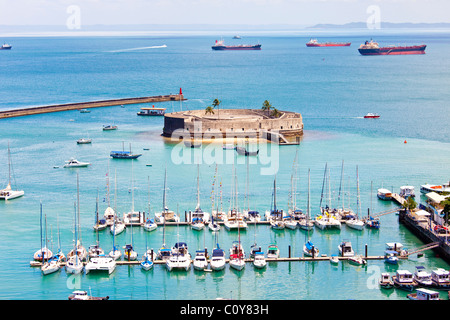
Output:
0,31,450,300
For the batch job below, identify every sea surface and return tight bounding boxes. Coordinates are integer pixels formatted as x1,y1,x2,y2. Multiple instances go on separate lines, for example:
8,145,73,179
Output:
0,30,450,300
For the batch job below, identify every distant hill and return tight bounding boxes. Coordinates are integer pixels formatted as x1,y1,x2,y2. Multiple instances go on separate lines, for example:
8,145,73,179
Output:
309,22,450,29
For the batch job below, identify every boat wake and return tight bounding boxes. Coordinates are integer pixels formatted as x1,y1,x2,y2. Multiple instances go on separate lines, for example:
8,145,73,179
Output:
107,45,167,53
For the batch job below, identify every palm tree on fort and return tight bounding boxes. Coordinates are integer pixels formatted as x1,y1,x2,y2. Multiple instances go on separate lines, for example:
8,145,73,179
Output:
262,100,272,117
212,98,221,119
271,108,281,118
205,105,215,115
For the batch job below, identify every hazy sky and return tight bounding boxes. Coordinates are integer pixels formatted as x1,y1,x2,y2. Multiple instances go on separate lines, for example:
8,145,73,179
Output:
0,0,448,26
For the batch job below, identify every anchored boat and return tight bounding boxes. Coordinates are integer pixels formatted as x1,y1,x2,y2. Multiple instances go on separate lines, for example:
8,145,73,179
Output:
358,39,426,55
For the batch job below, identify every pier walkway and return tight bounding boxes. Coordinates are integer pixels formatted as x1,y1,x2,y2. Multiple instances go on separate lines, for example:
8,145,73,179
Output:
0,94,185,119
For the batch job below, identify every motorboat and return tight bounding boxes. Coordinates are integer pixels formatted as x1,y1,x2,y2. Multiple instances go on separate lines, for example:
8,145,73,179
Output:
103,207,116,226
431,268,450,289
303,240,319,257
155,207,180,223
123,211,145,225
314,212,341,230
365,216,380,229
385,242,407,255
379,273,394,289
208,218,220,232
338,241,355,257
266,244,280,259
364,113,380,119
76,138,92,144
399,186,415,198
245,210,261,222
143,218,157,232
210,246,226,271
392,270,417,291
348,255,367,266
329,255,339,265
171,242,190,258
166,253,191,271
63,158,90,168
193,250,208,271
384,250,399,264
377,188,392,200
102,125,117,131
68,290,109,300
85,255,116,274
420,181,450,194
249,243,262,259
414,266,433,287
253,252,266,269
407,288,441,300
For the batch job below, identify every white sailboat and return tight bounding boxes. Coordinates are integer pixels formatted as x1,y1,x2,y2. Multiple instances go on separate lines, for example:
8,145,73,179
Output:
41,212,61,275
89,195,105,258
166,215,191,271
67,175,88,261
224,168,247,231
229,197,246,271
123,164,138,261
143,176,157,232
252,252,266,269
345,166,365,230
66,199,84,275
315,163,341,230
210,245,226,271
193,250,208,271
190,165,209,231
109,169,122,260
155,168,179,223
268,176,285,230
0,143,24,200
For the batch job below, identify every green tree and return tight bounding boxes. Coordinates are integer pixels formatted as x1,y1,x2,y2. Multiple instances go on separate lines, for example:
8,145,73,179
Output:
262,100,272,117
212,98,221,119
205,105,215,115
402,196,417,211
440,198,450,225
271,107,281,118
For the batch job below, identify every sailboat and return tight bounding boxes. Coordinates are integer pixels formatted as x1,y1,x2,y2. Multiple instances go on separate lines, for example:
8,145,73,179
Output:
229,171,246,272
303,169,319,257
0,143,24,200
143,176,157,232
33,202,53,261
41,212,61,275
190,165,209,231
140,231,154,271
315,163,341,230
345,166,364,231
242,156,261,222
268,177,285,230
166,210,191,271
66,201,84,275
155,168,179,223
210,225,226,271
89,195,105,258
224,167,247,231
123,160,138,261
67,174,88,261
109,169,122,260
157,171,172,261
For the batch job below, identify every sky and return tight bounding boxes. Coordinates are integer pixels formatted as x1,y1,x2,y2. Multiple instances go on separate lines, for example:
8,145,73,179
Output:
0,0,449,27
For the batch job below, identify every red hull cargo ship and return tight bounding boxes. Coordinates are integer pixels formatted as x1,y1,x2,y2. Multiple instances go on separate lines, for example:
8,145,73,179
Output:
358,40,426,55
212,40,261,51
306,39,351,47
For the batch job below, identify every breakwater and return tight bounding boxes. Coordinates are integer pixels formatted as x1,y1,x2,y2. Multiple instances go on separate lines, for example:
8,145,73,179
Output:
0,94,185,119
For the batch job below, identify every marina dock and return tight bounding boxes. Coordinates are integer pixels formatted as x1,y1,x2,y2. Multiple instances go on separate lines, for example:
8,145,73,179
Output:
0,94,185,119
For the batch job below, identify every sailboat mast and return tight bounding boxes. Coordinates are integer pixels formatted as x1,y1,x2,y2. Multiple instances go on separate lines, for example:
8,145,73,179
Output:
356,166,360,218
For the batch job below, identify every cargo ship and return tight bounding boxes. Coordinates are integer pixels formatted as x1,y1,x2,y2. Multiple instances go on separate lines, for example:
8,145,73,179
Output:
306,39,351,47
358,39,426,55
212,40,261,51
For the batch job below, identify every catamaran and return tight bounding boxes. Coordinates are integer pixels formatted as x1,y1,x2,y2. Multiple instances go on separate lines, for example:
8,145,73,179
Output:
0,143,24,200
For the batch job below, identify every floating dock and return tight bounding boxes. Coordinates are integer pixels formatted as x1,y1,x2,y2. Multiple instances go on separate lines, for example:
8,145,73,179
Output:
0,94,185,119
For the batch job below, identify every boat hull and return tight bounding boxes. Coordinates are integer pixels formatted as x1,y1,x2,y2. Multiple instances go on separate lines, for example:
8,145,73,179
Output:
212,45,261,51
358,45,426,55
306,43,351,47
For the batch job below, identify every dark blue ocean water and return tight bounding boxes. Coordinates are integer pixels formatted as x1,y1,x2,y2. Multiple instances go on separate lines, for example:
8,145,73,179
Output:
0,31,450,300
